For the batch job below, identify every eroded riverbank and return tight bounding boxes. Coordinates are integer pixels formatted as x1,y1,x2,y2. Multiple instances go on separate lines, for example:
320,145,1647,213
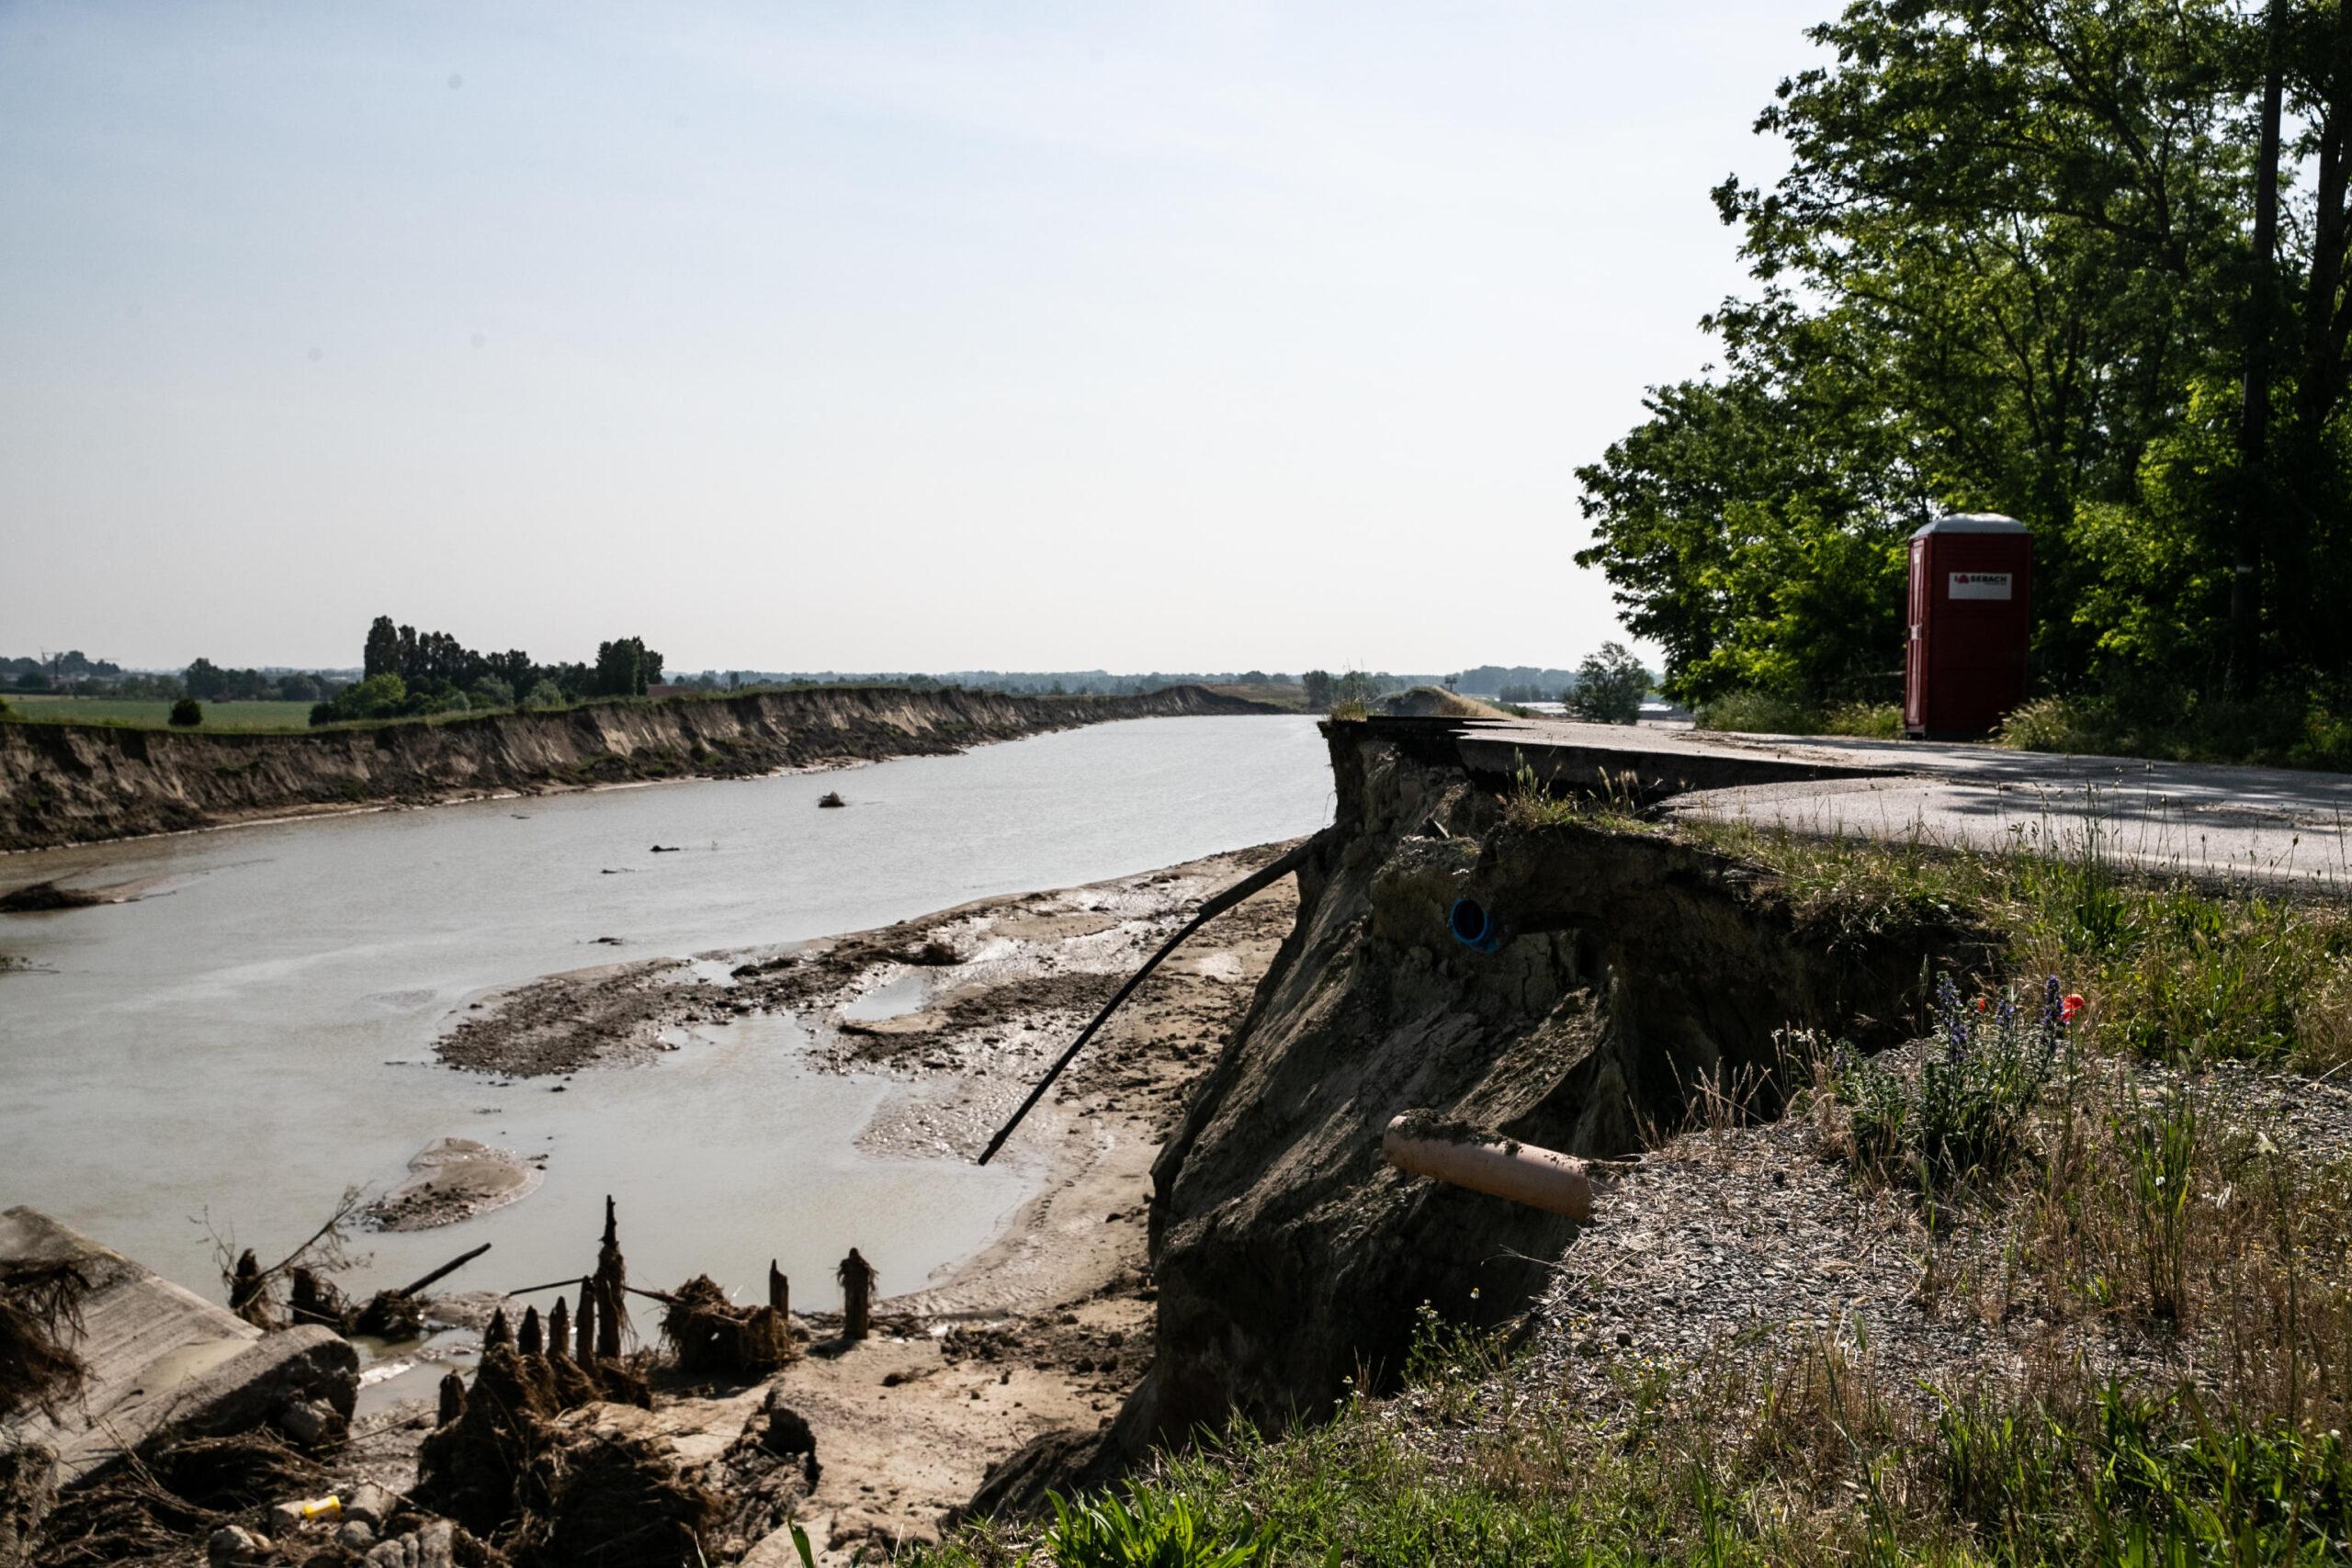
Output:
0,683,1276,852
0,715,1332,1310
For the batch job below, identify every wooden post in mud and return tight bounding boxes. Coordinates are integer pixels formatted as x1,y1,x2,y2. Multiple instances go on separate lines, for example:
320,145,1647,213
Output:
575,1279,597,1360
837,1248,876,1344
485,1308,513,1350
768,1259,788,1321
518,1304,543,1356
229,1248,266,1323
548,1296,571,1360
595,1280,623,1359
289,1268,322,1325
437,1371,466,1427
594,1196,628,1357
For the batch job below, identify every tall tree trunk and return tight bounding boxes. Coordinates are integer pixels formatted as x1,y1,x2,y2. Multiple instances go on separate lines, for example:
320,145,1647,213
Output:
2292,6,2352,680
2230,0,2286,699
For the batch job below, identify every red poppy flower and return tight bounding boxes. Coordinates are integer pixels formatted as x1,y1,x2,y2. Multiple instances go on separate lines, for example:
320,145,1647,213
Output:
1974,996,1988,1012
2061,993,2086,1021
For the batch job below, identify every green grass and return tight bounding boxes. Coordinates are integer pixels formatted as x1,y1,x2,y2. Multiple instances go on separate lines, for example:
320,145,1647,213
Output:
3,695,322,732
909,819,2352,1568
915,1320,2352,1566
1694,693,1903,739
1679,815,2352,1074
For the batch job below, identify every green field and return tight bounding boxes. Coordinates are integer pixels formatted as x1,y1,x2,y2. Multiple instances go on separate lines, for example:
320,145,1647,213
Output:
2,695,321,732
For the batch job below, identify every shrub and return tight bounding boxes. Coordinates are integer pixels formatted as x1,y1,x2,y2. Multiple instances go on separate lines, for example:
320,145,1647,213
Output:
1831,974,2070,1196
1694,690,1815,733
1819,701,1902,738
1996,694,2105,753
469,676,515,710
524,680,566,710
1693,692,1900,737
167,697,203,728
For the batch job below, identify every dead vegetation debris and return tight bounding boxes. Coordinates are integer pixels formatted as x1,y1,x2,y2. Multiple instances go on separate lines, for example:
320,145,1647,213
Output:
0,1260,88,1422
657,1277,796,1380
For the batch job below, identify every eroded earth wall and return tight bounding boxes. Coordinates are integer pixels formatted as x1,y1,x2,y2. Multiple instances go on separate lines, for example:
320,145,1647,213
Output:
1117,722,1987,1449
0,684,1274,852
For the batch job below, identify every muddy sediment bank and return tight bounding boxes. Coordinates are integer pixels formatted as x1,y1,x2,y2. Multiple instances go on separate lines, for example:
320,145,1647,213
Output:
390,843,1300,1555
0,682,1276,852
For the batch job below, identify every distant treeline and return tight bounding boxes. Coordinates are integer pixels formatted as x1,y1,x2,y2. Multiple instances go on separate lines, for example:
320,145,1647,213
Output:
4,650,335,704
693,669,1304,697
313,617,666,723
7,641,1645,724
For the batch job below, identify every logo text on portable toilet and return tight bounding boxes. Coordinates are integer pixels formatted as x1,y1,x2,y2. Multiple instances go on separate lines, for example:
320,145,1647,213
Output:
1948,571,2013,601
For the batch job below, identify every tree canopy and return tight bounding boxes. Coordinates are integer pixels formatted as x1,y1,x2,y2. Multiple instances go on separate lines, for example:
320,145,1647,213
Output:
1577,0,2352,715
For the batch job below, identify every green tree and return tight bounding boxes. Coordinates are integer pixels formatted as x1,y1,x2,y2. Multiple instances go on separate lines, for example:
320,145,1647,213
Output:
363,616,401,679
309,672,408,726
1566,642,1650,725
469,676,515,710
1578,0,2352,711
523,679,565,710
182,659,229,701
1300,671,1337,711
168,697,203,728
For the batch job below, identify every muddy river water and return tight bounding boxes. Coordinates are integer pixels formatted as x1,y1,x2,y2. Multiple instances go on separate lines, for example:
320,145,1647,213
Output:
0,715,1332,1324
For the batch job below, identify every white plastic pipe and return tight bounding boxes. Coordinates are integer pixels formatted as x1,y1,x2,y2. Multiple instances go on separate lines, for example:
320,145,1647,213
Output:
1382,1115,1594,1222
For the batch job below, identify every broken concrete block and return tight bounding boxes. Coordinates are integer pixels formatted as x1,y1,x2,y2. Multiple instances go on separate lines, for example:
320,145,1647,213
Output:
0,1208,359,1485
363,1518,455,1568
344,1480,391,1528
336,1519,378,1551
276,1397,345,1448
207,1524,272,1566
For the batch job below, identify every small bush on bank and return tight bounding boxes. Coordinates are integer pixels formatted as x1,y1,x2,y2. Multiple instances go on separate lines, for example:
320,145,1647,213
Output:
1999,690,2352,773
1695,690,1815,734
167,697,202,728
1829,975,2070,1197
1694,691,1901,739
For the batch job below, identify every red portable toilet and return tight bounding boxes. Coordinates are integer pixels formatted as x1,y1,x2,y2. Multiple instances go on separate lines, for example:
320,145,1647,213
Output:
1904,513,2031,739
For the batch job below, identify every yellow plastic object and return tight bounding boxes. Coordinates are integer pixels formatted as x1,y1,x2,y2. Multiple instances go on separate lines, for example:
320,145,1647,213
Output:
299,1496,342,1521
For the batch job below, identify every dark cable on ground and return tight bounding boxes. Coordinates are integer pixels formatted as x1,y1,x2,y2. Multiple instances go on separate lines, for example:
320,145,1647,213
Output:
976,835,1320,1166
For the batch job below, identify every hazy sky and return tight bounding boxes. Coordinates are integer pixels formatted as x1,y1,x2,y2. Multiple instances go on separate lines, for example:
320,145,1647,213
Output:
1,3,1826,674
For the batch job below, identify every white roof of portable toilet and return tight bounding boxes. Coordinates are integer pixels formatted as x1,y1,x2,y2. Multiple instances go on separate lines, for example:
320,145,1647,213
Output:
1912,512,2029,537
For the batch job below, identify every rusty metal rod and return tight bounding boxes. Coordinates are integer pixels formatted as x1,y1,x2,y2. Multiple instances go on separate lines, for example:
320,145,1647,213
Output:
977,836,1318,1166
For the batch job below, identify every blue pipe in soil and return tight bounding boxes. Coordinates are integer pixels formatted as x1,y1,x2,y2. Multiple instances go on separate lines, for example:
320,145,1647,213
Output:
1448,897,1506,953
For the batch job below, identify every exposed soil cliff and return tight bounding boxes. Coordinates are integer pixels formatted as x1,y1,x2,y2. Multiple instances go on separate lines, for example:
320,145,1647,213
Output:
1105,721,1992,1453
0,684,1272,852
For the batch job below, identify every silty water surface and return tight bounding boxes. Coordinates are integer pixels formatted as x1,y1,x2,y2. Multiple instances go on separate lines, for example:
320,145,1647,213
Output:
0,715,1332,1320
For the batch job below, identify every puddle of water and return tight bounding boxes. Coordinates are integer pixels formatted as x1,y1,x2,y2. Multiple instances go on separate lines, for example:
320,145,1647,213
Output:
840,972,931,1022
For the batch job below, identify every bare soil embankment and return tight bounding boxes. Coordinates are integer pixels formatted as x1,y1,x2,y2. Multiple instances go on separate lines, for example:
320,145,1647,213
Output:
0,683,1276,852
